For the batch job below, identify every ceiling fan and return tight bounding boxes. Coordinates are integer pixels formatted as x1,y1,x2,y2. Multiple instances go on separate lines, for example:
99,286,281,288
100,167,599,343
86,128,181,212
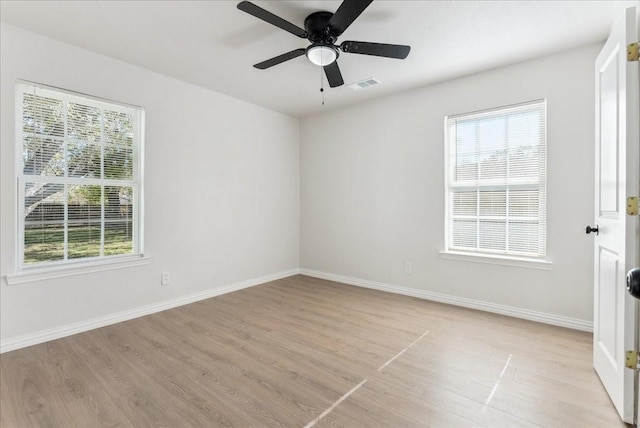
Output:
237,0,411,88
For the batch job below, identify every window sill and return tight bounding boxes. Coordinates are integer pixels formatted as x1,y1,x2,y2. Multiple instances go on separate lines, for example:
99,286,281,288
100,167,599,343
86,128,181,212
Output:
439,250,552,270
5,255,151,285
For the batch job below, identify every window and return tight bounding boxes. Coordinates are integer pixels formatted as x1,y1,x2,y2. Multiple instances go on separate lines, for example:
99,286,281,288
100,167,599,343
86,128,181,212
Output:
444,100,546,260
16,82,144,270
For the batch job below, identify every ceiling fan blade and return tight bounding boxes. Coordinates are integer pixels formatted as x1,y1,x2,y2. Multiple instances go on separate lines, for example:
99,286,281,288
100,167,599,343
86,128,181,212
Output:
328,0,373,36
237,1,306,38
323,61,344,88
254,49,306,70
341,41,411,59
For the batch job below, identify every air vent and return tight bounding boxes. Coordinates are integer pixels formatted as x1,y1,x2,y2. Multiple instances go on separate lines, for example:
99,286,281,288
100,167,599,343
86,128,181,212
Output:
349,77,380,90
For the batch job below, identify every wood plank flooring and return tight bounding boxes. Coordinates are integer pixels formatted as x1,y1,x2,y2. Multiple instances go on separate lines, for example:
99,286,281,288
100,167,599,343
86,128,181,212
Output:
0,275,628,427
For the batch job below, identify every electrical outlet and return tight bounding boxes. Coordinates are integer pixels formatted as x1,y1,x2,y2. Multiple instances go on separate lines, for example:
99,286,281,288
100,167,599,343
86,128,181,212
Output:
161,272,170,285
404,262,412,274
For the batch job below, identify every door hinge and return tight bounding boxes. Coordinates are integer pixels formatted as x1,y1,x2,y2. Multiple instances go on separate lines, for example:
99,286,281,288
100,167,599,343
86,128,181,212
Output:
627,196,639,216
626,351,640,371
628,42,639,61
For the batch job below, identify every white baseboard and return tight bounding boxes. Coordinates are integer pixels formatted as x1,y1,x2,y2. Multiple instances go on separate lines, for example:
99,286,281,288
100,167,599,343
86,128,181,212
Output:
0,268,301,354
1,267,592,354
300,269,593,332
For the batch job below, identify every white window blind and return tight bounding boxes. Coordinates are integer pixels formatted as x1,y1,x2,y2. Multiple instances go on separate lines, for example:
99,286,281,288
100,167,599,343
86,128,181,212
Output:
445,100,547,259
16,82,144,269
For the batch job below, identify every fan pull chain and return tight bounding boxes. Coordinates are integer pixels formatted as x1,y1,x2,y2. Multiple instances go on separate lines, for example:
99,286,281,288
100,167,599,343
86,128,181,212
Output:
319,64,325,105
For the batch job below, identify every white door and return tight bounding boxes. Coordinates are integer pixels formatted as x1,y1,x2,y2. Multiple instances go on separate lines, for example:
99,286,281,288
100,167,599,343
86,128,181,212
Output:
593,6,639,424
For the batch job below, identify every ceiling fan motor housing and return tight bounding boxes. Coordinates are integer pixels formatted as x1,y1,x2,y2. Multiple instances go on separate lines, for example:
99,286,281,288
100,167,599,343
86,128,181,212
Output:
304,11,337,44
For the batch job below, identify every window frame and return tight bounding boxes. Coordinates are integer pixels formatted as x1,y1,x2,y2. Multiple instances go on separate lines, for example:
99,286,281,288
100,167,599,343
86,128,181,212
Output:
443,99,549,266
14,81,145,274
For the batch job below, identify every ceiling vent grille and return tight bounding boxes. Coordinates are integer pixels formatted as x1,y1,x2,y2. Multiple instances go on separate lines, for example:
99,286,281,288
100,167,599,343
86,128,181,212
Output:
349,77,380,90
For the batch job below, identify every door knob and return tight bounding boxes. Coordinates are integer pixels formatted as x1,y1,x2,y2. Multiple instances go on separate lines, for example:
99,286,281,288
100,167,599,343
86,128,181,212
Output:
585,225,599,235
627,268,640,299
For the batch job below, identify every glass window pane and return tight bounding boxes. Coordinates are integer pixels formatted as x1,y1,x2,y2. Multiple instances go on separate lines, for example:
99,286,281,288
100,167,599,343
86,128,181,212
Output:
23,93,64,138
68,224,101,259
67,141,101,178
452,219,477,248
455,152,478,181
455,121,478,181
455,121,477,154
104,110,134,147
479,220,506,251
24,181,65,217
23,181,65,264
24,223,65,264
479,149,507,180
105,221,133,256
104,145,133,179
509,221,540,254
452,191,477,216
509,190,539,217
508,146,540,180
105,186,133,256
68,185,102,259
68,102,101,142
23,136,64,176
477,116,506,152
479,191,506,217
507,111,541,150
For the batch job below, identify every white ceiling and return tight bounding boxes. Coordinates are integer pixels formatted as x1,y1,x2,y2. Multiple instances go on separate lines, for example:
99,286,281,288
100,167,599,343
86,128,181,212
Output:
0,0,636,117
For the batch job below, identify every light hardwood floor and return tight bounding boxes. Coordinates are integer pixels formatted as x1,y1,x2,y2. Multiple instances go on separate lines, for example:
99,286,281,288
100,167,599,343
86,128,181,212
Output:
0,275,629,427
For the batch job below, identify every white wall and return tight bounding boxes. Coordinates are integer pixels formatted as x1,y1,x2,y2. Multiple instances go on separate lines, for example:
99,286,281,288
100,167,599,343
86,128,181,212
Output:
301,43,601,325
0,24,300,349
0,21,602,350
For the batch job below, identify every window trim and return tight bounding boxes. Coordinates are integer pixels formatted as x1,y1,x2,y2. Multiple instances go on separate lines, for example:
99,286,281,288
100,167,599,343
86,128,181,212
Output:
15,81,145,273
438,250,552,270
5,256,151,285
442,99,548,264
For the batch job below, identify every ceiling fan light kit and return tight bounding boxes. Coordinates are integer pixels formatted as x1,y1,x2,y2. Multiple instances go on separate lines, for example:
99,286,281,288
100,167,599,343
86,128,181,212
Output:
237,0,410,88
306,44,338,66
